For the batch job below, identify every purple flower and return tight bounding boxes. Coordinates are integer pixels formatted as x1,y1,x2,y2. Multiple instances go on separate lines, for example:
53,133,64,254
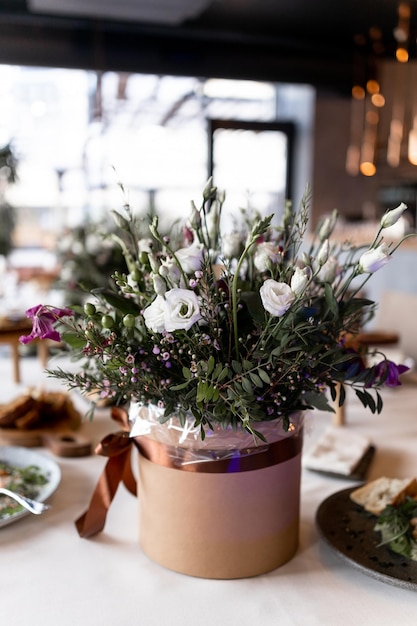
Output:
19,304,73,345
366,359,409,388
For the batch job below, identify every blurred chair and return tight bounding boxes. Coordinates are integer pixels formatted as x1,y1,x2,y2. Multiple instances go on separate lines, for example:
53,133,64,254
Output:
373,290,417,369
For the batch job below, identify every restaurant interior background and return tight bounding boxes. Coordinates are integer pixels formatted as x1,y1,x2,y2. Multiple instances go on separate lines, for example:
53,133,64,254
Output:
1,0,417,326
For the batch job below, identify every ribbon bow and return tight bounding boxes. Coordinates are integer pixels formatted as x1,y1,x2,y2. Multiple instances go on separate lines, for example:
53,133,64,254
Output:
75,407,137,538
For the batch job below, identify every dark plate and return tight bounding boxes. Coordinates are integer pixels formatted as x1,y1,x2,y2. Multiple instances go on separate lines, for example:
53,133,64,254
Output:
316,487,417,591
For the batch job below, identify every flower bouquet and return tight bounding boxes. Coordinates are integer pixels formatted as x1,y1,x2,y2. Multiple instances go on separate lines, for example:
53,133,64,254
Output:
20,181,411,577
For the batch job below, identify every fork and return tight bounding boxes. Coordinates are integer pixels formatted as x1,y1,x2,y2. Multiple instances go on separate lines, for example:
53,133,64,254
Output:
0,487,50,515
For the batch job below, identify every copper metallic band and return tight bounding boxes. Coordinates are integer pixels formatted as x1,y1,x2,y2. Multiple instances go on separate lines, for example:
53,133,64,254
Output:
136,431,303,474
75,407,302,538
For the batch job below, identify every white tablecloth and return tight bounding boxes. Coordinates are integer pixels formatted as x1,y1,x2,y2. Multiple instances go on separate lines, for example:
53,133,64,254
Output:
1,358,416,626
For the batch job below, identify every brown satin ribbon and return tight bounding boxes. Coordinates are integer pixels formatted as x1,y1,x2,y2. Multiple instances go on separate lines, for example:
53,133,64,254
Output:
75,430,137,538
75,406,303,538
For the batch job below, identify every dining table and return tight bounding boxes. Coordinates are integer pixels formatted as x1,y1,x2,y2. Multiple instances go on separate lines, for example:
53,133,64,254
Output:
0,353,416,626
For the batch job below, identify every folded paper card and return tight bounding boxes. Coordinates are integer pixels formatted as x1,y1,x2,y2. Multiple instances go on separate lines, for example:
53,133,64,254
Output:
303,426,373,477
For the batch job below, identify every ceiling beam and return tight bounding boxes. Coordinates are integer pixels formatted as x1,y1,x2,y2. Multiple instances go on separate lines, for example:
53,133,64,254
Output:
0,11,353,94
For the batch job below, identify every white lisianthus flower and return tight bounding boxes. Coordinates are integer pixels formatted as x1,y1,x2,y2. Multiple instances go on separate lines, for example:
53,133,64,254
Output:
175,244,204,274
260,279,295,317
138,238,154,254
221,232,241,258
152,274,166,296
359,243,391,273
290,267,309,295
380,202,407,229
318,256,339,283
254,242,280,272
164,288,201,331
143,296,166,333
319,209,338,242
188,201,201,229
317,239,330,266
203,210,218,241
159,258,182,284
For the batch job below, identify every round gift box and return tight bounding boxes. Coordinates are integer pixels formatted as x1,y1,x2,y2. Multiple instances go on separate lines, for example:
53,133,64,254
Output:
137,436,302,579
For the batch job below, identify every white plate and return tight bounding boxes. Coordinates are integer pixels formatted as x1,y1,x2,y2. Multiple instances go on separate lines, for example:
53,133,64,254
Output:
0,446,61,528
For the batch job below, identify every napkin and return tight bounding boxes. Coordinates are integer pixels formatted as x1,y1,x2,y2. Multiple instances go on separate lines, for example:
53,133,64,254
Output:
303,426,374,478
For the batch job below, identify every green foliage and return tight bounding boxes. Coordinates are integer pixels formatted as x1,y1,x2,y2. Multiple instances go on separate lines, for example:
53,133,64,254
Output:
38,181,410,437
375,497,417,560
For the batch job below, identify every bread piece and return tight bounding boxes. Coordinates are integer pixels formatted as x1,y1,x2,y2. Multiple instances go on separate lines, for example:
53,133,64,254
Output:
0,395,37,427
350,476,417,515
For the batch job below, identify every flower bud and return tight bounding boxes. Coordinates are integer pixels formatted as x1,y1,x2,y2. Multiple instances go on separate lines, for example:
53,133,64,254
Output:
290,267,309,295
202,177,217,200
111,210,130,230
359,243,390,273
301,252,311,267
188,201,201,229
123,314,136,328
318,256,339,283
101,314,114,329
83,302,96,316
148,253,160,273
319,209,338,241
380,202,407,229
221,232,241,258
317,240,330,266
153,274,167,296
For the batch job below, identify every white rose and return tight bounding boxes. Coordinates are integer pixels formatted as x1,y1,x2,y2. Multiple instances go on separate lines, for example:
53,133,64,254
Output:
254,242,280,272
359,244,391,273
175,244,204,274
143,296,166,333
221,232,241,258
260,279,295,317
290,267,309,295
164,288,201,331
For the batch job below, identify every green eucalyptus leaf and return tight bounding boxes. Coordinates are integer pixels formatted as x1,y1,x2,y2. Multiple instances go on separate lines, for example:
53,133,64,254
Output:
217,367,230,382
212,363,223,380
303,391,335,412
324,283,338,319
60,332,87,349
91,288,140,315
207,355,215,376
182,367,192,380
242,359,254,371
241,377,253,394
197,380,208,403
249,372,264,388
257,369,271,384
170,381,190,391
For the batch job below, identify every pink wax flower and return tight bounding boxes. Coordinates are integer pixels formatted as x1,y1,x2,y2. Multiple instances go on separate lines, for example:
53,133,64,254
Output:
19,304,74,344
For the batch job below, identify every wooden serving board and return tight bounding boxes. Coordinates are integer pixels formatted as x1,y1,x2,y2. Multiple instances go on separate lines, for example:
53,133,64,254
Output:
0,391,82,448
0,414,81,447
